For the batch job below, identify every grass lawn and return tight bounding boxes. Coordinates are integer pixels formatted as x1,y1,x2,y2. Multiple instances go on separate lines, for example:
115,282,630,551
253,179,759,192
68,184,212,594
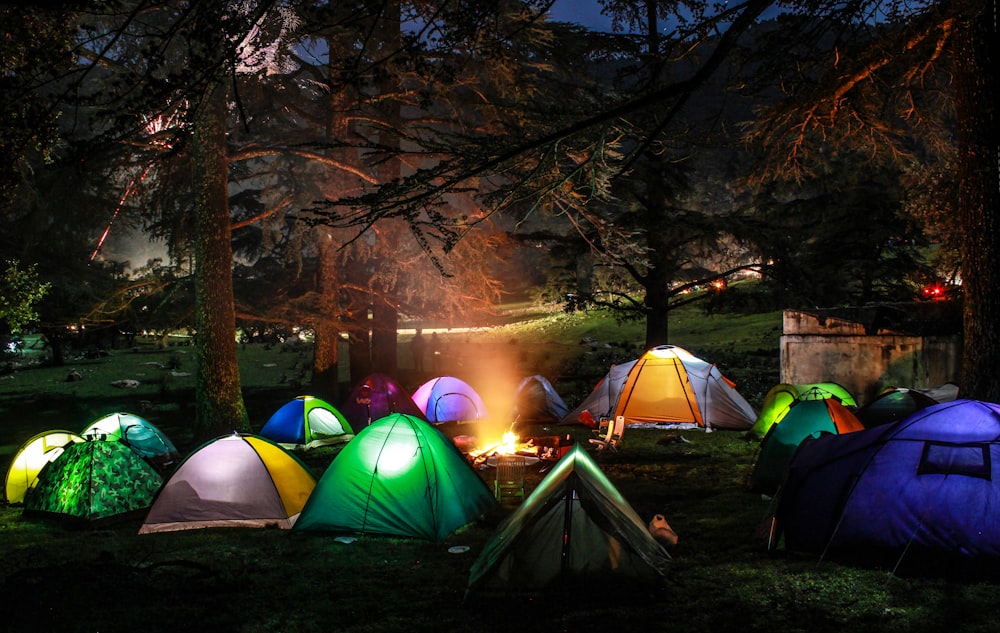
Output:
2,305,998,633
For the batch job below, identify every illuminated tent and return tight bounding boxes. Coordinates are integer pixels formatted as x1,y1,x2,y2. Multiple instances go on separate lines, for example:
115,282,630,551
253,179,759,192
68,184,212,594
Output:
466,444,671,597
563,346,756,431
4,430,85,504
750,397,864,495
513,375,570,424
295,413,497,541
771,400,1000,567
139,433,316,534
258,395,353,449
411,376,488,424
24,439,163,524
746,383,857,440
81,411,180,472
339,373,425,431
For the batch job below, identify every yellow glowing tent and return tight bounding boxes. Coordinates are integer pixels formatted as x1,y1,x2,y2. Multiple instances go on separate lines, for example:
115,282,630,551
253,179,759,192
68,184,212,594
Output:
4,430,85,504
610,345,756,430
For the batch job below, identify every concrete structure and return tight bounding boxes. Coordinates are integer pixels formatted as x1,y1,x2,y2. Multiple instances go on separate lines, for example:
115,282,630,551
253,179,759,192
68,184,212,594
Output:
780,305,961,405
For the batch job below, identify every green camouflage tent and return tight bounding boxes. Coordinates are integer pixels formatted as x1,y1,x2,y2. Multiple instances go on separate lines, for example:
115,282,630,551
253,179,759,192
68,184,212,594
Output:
24,439,163,524
295,413,497,541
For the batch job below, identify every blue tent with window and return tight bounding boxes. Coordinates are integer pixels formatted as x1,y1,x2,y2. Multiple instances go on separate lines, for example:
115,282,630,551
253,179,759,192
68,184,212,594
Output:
770,399,1000,566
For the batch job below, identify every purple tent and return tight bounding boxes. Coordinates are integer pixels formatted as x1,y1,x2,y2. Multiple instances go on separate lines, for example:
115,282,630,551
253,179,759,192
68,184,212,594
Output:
411,376,488,424
340,374,425,431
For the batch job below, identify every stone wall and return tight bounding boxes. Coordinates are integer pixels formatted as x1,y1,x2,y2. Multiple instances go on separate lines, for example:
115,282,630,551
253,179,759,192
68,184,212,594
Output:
780,309,961,405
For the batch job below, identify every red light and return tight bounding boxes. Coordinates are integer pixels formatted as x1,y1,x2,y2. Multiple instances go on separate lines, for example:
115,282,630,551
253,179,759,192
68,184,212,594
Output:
921,283,947,300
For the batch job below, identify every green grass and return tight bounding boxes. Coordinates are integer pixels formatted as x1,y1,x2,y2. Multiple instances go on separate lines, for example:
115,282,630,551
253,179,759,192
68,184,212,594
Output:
3,306,998,633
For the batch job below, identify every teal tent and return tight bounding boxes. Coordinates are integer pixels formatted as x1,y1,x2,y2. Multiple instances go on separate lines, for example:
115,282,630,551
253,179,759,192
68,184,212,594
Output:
467,444,671,598
81,411,180,472
750,398,864,495
295,413,497,541
747,383,857,440
24,439,163,524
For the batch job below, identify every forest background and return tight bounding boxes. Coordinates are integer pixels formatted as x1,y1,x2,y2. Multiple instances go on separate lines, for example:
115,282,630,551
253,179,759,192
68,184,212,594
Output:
0,0,994,444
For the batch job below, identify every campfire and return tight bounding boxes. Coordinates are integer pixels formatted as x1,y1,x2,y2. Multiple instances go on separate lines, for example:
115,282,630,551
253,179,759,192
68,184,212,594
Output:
465,430,570,467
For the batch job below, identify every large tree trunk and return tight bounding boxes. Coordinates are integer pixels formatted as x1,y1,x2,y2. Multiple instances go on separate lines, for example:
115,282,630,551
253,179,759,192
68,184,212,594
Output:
311,235,341,397
367,0,402,377
642,155,675,349
955,5,999,401
192,81,249,440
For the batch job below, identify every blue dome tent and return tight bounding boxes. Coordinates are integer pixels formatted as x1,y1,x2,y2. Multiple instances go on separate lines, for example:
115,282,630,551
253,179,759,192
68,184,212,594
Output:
771,399,1000,567
259,396,353,449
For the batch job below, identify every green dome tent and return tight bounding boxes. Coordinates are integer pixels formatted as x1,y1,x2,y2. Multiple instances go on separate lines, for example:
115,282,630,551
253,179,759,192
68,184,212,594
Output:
295,413,497,541
4,430,84,504
747,382,857,440
466,443,671,598
24,439,164,525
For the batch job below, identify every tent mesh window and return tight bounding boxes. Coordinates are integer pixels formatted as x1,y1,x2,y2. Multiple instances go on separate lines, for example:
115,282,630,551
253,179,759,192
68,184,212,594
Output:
917,442,991,480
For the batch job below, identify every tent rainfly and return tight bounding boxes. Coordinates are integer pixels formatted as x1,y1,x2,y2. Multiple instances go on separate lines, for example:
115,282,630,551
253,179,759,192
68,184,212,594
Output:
750,397,864,495
466,443,671,598
139,433,317,533
295,413,497,541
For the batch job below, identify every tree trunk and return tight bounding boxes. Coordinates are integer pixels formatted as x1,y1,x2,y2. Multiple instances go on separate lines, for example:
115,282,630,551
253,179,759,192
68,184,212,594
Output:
368,0,402,377
347,311,372,383
371,295,398,375
955,4,1000,401
311,235,341,397
642,155,675,349
192,80,250,440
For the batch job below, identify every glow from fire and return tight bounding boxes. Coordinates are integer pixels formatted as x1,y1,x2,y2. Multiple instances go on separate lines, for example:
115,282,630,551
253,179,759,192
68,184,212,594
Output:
500,431,516,454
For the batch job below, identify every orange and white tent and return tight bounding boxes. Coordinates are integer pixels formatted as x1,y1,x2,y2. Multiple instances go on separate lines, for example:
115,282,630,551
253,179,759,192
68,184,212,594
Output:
564,345,756,431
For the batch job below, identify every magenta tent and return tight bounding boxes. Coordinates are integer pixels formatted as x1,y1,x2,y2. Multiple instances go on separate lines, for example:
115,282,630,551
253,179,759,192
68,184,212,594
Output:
411,376,488,423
